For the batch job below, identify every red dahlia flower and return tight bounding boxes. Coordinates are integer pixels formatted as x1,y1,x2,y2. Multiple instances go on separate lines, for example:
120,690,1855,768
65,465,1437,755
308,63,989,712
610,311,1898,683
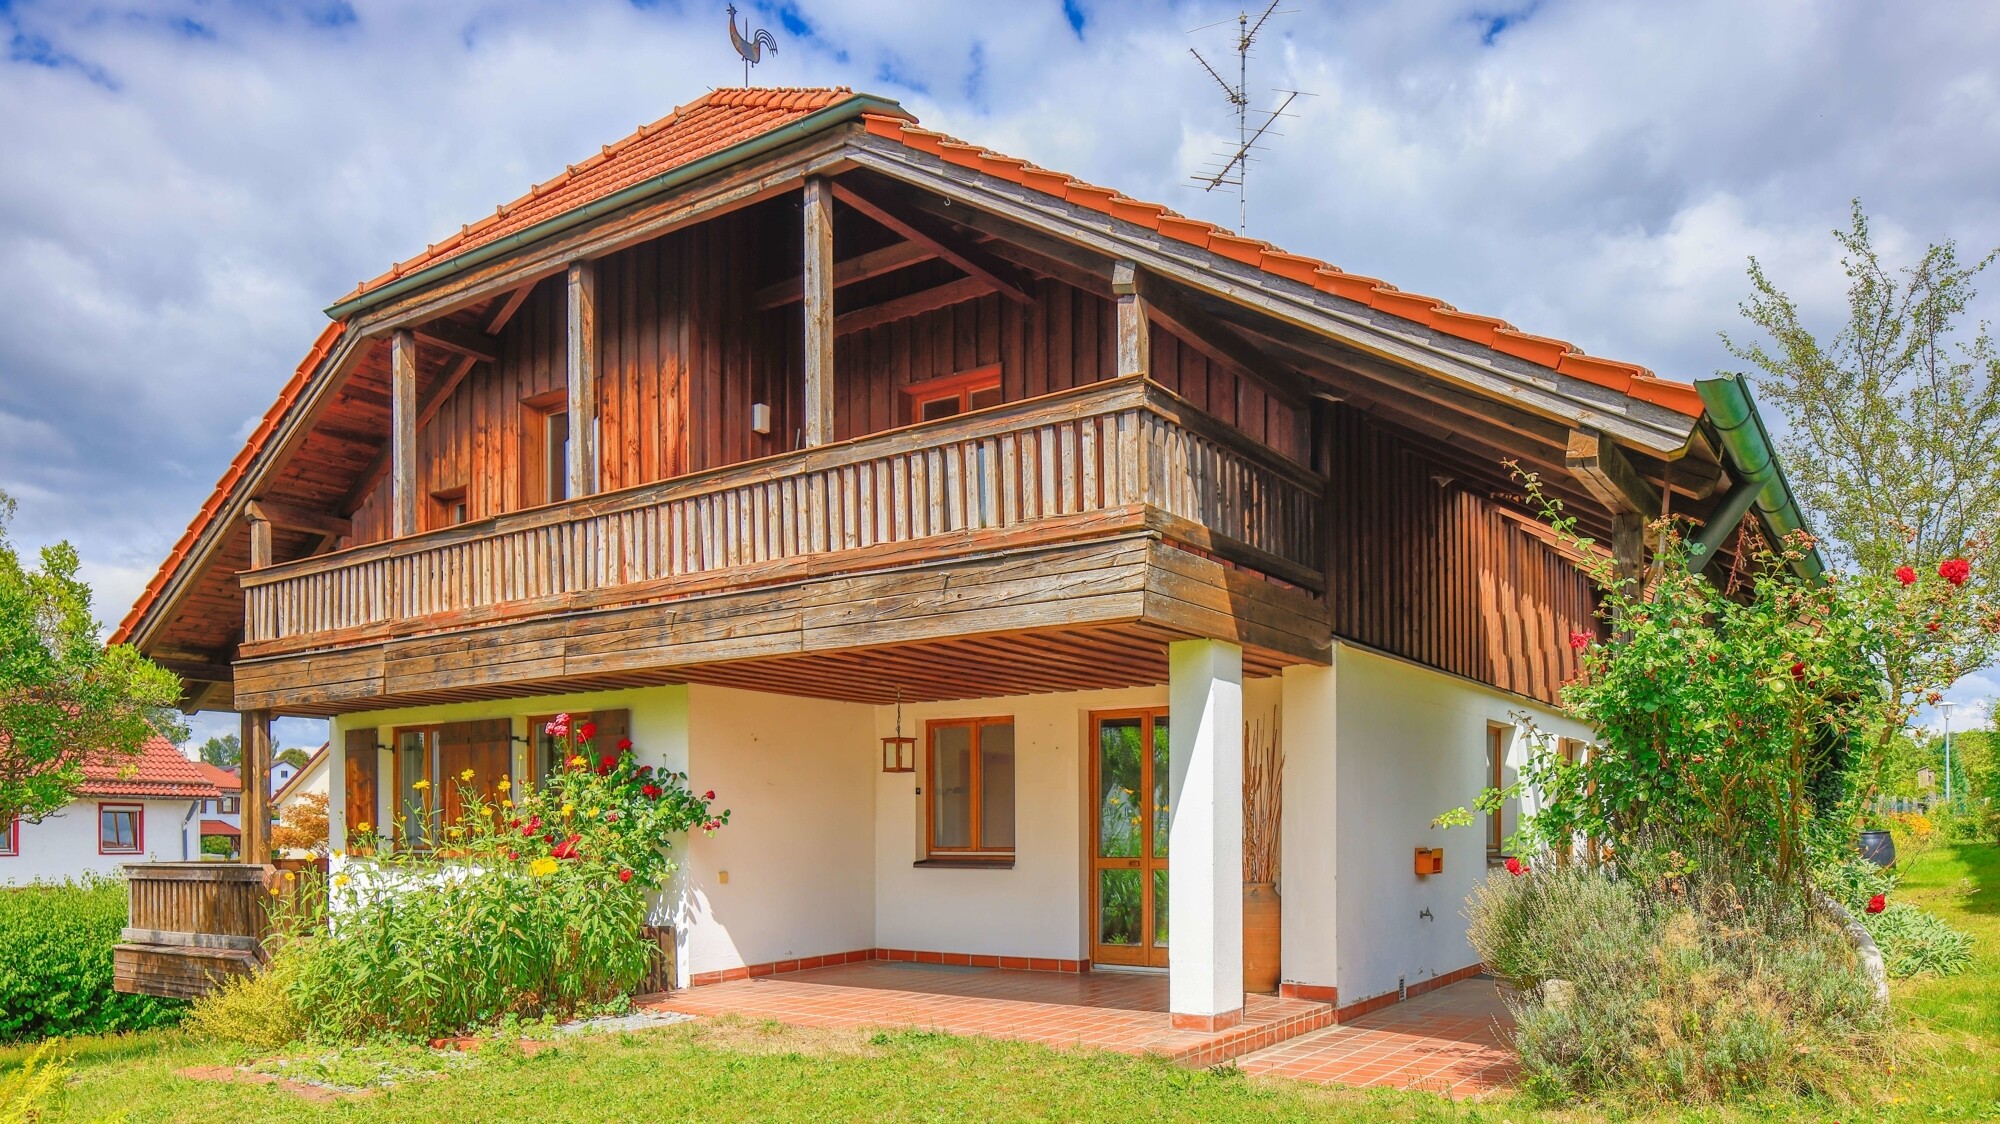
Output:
1504,856,1524,876
1895,565,1917,587
1866,893,1886,914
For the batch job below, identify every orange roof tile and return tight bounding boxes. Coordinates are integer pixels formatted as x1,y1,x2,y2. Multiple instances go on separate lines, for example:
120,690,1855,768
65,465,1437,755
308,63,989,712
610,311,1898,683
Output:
334,88,874,305
79,735,222,800
193,762,242,791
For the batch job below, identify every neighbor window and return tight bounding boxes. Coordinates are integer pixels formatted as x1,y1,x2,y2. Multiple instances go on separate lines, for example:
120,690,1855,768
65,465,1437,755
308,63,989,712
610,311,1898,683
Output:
1485,724,1509,860
0,816,17,857
99,803,142,855
905,364,1003,424
926,717,1015,859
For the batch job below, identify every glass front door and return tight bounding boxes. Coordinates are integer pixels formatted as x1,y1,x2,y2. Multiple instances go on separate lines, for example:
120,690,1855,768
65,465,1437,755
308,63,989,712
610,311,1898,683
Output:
1091,709,1169,967
394,728,436,850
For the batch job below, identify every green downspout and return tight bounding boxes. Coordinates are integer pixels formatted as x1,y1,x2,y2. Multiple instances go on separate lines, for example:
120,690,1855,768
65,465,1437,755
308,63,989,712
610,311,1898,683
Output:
324,94,912,322
1693,373,1826,581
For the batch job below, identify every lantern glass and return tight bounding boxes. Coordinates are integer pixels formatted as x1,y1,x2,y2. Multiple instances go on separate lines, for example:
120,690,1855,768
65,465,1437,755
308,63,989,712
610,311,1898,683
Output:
881,736,916,773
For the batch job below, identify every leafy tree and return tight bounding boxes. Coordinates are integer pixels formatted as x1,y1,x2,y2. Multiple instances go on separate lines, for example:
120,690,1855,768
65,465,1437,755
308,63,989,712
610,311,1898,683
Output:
275,746,313,772
198,734,240,768
0,490,184,824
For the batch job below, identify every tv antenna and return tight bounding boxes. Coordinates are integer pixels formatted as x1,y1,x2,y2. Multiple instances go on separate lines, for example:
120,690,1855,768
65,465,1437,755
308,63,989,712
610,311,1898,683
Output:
1188,2,1307,232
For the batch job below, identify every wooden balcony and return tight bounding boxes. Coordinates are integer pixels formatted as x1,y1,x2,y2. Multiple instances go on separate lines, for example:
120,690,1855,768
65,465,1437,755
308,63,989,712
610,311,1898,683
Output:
233,377,1329,712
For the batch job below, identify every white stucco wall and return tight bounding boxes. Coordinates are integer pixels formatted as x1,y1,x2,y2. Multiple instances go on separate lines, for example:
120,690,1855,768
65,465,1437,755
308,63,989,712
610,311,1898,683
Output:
1,797,202,886
681,684,877,977
1325,642,1593,1006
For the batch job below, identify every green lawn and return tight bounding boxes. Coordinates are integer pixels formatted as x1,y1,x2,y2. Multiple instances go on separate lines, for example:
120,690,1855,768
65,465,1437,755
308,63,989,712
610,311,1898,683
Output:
10,842,1998,1123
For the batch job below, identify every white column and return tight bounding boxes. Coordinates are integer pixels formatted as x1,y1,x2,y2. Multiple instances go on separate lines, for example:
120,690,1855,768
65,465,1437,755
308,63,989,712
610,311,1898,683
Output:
1168,638,1244,1028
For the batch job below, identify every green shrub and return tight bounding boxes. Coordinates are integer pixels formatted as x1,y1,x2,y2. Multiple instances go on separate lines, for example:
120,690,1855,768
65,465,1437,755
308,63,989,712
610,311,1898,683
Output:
0,878,185,1041
1468,861,1889,1106
199,835,233,857
0,1042,67,1124
182,946,310,1051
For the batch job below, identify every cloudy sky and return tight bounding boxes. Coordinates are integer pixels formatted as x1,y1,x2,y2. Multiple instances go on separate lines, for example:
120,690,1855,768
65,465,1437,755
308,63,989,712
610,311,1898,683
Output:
3,0,1996,751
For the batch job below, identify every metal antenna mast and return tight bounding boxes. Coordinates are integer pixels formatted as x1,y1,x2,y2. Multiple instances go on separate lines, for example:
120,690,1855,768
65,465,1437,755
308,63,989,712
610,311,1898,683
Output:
1189,2,1304,233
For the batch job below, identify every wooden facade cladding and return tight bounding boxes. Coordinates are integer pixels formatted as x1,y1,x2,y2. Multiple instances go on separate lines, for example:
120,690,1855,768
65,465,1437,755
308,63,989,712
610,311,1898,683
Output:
243,376,1323,659
1324,405,1598,705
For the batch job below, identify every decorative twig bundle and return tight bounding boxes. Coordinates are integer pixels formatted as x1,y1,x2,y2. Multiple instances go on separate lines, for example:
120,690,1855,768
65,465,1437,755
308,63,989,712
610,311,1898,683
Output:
1243,713,1283,884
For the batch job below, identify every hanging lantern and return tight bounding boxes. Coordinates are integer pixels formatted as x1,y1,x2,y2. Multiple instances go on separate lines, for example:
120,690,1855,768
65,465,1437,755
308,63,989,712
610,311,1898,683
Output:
882,688,916,773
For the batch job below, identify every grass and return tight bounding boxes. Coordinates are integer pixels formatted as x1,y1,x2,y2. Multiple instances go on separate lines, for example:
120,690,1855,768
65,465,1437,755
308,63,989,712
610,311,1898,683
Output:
8,842,1997,1123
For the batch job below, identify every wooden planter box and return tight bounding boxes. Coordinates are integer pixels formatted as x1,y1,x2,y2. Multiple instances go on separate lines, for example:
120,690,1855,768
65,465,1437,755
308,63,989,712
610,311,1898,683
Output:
113,863,276,999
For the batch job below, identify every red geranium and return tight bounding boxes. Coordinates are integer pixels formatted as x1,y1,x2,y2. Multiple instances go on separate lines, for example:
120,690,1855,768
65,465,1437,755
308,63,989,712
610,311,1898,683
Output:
618,869,634,884
577,721,598,741
704,790,716,801
617,737,633,751
641,783,661,799
1895,565,1917,587
1866,893,1886,915
552,834,583,860
1504,856,1525,877
1940,558,1971,586
545,713,571,738
1568,631,1592,650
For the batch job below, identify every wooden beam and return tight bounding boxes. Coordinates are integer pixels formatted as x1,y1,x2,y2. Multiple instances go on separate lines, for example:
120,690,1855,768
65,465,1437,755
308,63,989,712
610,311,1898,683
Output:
566,260,598,497
1611,511,1646,591
414,355,478,434
155,658,235,685
485,281,535,334
1112,261,1150,377
802,176,835,446
829,178,1034,306
390,330,417,538
246,499,351,540
835,276,992,336
1125,266,1304,403
240,710,271,866
755,239,936,309
1565,429,1662,518
412,320,498,363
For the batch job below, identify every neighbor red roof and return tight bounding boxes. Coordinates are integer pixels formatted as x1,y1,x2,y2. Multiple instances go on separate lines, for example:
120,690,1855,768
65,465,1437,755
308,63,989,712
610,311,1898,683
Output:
117,85,1705,652
336,87,874,304
193,762,242,792
79,736,222,800
200,819,240,837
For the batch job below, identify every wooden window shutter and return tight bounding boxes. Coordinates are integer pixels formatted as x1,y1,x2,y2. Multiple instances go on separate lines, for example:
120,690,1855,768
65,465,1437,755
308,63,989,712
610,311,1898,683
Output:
344,728,379,834
587,709,631,750
438,718,513,825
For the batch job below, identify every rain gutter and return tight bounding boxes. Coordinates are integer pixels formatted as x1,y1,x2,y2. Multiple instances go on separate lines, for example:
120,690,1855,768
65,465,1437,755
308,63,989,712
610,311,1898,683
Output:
324,93,911,322
1692,373,1826,581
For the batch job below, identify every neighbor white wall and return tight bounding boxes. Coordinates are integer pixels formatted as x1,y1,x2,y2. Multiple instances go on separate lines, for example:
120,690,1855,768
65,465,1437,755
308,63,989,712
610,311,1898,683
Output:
873,683,1172,961
0,797,201,886
680,684,877,978
1328,642,1593,1006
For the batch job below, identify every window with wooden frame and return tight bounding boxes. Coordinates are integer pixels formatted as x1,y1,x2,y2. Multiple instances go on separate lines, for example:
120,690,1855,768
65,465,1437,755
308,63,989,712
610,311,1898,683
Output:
0,815,17,857
925,717,1015,861
391,726,436,850
99,803,143,855
903,364,1002,424
430,486,469,530
529,710,632,784
1485,723,1510,861
521,391,569,507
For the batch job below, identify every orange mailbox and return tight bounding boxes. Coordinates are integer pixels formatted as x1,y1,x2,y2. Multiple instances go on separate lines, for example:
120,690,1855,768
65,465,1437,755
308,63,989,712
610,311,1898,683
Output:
1414,847,1444,876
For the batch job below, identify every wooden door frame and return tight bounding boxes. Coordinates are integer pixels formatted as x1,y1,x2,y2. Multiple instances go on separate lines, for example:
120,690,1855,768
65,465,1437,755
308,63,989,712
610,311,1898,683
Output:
1088,706,1169,968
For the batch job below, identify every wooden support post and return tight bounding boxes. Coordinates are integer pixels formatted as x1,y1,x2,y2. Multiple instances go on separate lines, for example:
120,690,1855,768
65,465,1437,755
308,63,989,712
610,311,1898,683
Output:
245,509,272,570
1112,261,1150,378
566,260,598,497
390,329,418,538
802,176,835,447
240,710,272,866
1612,512,1646,591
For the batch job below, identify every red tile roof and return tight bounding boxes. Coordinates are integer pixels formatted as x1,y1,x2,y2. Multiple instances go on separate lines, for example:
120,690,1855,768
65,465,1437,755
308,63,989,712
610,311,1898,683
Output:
193,762,242,791
200,819,241,837
336,87,873,304
117,86,1705,653
79,735,222,801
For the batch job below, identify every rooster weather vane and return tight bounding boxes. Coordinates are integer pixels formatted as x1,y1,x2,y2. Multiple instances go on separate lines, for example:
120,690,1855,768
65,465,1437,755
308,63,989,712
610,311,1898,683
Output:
726,4,778,87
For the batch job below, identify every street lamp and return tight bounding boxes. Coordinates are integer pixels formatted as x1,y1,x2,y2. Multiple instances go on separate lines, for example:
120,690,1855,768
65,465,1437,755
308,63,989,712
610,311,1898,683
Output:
1939,700,1955,808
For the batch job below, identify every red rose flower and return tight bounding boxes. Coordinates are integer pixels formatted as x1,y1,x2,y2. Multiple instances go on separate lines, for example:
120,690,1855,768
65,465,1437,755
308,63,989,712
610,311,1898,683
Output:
1568,631,1591,650
642,783,661,799
1504,856,1524,877
618,869,634,884
617,737,633,751
1894,565,1917,587
600,754,618,771
577,721,598,741
1940,558,1971,586
1866,893,1886,914
1790,661,1807,680
704,790,716,801
1927,621,1942,632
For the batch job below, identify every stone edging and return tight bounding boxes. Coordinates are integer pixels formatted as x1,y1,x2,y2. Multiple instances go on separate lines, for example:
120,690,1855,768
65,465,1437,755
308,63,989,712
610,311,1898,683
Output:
1816,891,1890,1008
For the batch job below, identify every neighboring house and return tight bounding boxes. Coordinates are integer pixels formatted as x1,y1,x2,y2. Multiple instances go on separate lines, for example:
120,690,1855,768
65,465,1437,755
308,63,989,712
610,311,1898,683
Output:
193,761,243,858
0,736,221,886
111,88,1819,1023
268,759,300,796
273,744,330,818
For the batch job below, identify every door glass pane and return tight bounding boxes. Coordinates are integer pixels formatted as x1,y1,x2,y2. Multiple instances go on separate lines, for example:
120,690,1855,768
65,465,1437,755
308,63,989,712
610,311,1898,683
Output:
1151,716,1171,859
931,725,973,849
1153,868,1170,947
1099,869,1142,946
1097,718,1143,859
397,730,429,850
979,723,1016,850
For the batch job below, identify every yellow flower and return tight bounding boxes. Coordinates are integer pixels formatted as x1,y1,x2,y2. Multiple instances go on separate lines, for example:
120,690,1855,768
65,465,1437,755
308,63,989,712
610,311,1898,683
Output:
569,755,586,768
561,804,575,818
333,874,351,888
501,799,514,809
283,871,296,882
528,857,559,878
460,768,475,782
446,827,462,839
482,806,495,817
412,779,430,791
355,822,371,833
499,775,510,785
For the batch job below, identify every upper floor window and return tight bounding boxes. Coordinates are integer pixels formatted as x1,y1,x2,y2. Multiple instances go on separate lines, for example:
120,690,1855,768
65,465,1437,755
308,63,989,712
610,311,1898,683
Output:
927,717,1015,859
431,487,469,529
99,803,142,855
905,365,1002,424
522,392,569,507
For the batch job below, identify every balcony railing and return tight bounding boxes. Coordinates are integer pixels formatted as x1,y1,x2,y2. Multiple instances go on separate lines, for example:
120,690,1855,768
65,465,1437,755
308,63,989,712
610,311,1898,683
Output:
240,376,1326,656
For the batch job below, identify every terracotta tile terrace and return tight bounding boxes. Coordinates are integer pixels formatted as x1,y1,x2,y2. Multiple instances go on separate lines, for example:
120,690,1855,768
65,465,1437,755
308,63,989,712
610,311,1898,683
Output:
1237,978,1517,1097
